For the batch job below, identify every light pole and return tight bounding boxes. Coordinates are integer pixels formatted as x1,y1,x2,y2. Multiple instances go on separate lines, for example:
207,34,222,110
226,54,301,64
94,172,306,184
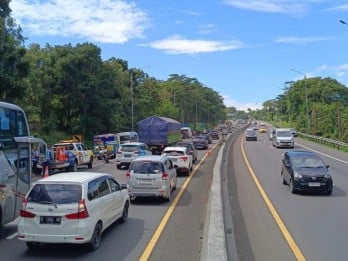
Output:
130,66,150,131
291,68,310,133
284,81,294,121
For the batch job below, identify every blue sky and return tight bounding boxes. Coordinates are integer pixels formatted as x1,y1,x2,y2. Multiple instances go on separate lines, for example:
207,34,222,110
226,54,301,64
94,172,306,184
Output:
9,0,348,111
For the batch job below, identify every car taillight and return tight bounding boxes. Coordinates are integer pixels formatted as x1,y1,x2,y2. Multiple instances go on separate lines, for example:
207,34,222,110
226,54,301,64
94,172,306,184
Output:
179,156,188,161
126,171,130,179
133,150,139,154
65,199,89,219
162,172,168,180
20,198,36,218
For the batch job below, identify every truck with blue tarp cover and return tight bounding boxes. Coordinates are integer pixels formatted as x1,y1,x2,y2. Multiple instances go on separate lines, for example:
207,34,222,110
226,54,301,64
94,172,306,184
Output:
138,115,182,154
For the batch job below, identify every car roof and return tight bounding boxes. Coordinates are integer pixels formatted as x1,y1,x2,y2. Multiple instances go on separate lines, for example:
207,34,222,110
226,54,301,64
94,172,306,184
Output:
163,146,186,151
133,155,167,162
120,142,145,146
34,172,112,183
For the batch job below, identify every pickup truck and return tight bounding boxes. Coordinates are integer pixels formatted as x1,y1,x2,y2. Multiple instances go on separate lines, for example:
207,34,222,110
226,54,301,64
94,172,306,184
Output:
49,142,94,171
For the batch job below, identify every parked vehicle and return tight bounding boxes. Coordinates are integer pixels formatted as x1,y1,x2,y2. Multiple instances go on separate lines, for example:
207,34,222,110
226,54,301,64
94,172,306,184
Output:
272,128,294,148
192,135,209,150
138,115,182,154
162,146,193,175
49,142,94,171
176,141,198,163
17,172,130,250
281,151,333,195
245,128,257,141
126,155,177,202
115,142,152,170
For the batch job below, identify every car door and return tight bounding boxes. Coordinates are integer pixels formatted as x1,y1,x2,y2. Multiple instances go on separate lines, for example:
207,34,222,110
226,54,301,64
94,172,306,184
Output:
107,178,123,220
282,154,291,183
165,158,176,189
95,177,114,228
80,143,90,164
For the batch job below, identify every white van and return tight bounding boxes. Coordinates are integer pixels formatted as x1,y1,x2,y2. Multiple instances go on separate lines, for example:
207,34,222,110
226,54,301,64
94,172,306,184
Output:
181,127,192,139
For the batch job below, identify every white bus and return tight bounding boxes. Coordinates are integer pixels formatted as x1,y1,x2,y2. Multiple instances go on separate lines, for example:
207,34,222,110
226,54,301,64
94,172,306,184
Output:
0,101,46,227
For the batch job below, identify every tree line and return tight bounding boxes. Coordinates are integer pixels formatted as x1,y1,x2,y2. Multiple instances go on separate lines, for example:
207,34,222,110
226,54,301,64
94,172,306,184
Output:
0,1,226,145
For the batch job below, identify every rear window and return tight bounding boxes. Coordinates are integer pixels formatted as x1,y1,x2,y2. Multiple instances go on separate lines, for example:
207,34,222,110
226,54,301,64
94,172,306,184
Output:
120,145,138,152
130,161,164,174
164,150,185,156
27,184,82,204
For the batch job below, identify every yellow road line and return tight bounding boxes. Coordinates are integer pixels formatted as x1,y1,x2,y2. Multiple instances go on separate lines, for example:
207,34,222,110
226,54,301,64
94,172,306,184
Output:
139,144,218,261
241,136,306,261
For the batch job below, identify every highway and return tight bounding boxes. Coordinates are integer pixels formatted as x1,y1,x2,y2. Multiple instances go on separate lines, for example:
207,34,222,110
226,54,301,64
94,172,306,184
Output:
1,127,347,261
225,127,348,261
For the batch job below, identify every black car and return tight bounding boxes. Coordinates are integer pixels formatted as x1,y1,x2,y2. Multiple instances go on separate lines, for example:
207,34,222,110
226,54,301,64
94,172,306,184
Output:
281,151,333,195
201,132,212,144
210,131,219,140
176,141,198,163
192,136,209,150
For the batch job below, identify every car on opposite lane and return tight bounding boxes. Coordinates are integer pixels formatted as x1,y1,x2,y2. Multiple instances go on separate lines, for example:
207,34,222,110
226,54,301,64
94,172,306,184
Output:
281,150,333,195
17,172,130,251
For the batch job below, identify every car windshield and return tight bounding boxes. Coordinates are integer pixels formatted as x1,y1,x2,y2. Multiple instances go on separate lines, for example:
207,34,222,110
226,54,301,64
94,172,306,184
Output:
130,161,163,174
27,184,82,204
277,131,292,137
291,156,326,168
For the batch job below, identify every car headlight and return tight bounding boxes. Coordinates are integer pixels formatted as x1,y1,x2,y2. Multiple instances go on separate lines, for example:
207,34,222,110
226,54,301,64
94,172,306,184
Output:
293,171,302,179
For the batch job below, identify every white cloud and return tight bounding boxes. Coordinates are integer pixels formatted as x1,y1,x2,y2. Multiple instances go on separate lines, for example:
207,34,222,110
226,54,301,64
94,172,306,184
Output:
223,95,262,112
314,64,348,80
275,36,333,44
10,0,150,43
140,35,244,54
222,0,310,15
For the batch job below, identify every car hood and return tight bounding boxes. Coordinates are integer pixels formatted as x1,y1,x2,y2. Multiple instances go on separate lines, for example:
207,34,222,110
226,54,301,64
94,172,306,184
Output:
295,167,328,176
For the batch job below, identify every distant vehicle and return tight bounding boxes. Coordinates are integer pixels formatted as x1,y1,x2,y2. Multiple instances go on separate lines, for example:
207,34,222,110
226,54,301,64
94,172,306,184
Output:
138,116,182,154
192,135,209,150
17,172,130,250
162,146,193,175
259,124,267,133
93,133,120,160
272,128,294,148
289,128,298,137
201,132,212,144
117,131,139,144
181,127,192,139
176,141,198,163
210,130,219,140
50,142,94,171
126,155,177,202
115,142,152,170
281,151,333,195
245,128,257,141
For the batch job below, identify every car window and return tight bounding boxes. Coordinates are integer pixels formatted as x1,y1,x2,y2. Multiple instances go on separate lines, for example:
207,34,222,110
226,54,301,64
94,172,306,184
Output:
108,178,120,192
80,143,87,150
98,178,110,197
164,150,184,156
27,184,82,204
292,156,325,168
131,161,163,174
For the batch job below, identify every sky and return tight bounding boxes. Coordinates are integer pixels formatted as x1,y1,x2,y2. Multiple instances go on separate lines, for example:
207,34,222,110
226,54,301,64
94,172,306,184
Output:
9,0,348,111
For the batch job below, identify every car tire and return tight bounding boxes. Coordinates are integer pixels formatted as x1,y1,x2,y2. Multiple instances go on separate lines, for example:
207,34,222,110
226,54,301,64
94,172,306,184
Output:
87,223,102,251
70,161,78,172
281,171,287,185
326,188,333,195
26,242,39,249
88,157,93,169
116,164,121,170
289,179,296,194
119,202,129,223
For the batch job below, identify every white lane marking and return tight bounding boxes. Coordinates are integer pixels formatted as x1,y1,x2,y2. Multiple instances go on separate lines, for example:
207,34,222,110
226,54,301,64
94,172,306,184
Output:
7,232,18,240
296,142,348,164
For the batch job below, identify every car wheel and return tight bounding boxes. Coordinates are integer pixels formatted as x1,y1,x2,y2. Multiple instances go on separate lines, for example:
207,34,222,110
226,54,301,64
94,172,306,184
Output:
289,179,296,194
281,171,287,185
119,202,129,223
70,161,78,172
88,157,93,169
87,223,102,251
165,187,172,202
26,242,39,249
326,188,333,195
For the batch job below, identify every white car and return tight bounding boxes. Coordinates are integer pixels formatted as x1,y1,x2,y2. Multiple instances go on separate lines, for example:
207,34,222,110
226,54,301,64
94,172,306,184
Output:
162,146,193,175
17,172,130,251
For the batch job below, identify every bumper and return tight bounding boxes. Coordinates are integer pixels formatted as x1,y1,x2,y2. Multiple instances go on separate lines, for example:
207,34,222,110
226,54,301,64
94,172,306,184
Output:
293,179,333,193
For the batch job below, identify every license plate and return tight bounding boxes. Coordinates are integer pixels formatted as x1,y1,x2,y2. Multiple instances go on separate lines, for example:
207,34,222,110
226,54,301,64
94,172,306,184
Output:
308,182,321,187
124,154,132,158
40,216,61,225
139,179,153,185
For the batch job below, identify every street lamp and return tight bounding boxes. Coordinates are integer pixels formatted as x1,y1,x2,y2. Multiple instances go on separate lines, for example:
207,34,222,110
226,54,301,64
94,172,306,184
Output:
130,66,150,131
291,68,310,133
284,81,294,121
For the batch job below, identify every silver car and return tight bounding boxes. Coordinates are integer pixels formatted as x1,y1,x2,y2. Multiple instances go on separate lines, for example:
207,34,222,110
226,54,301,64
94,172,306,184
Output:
126,155,177,202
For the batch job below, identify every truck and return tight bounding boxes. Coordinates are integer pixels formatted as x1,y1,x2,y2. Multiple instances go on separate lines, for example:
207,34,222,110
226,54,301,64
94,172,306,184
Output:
138,115,182,154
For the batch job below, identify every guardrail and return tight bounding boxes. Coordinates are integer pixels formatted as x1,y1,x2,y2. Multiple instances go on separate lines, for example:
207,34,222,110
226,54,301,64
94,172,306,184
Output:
298,132,348,151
